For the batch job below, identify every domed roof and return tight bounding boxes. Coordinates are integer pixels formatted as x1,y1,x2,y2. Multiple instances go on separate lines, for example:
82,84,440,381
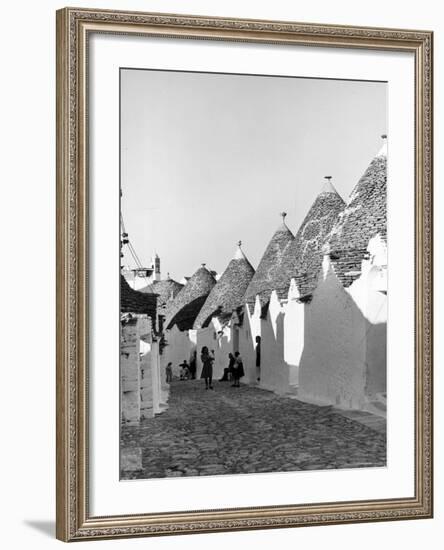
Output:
120,275,157,322
325,136,387,287
283,177,345,298
193,243,255,329
164,264,216,330
243,215,294,307
139,275,184,320
139,275,183,306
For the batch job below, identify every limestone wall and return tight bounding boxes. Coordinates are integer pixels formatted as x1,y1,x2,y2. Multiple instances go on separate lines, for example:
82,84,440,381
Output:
121,320,141,424
121,315,169,423
140,345,153,419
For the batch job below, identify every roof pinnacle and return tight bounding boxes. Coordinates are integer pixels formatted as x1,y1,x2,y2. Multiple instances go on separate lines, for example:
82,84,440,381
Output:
234,240,246,260
376,133,388,158
321,176,336,194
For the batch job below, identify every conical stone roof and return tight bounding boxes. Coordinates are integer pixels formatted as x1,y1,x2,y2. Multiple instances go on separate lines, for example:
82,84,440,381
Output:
139,275,184,320
193,243,255,329
164,264,216,330
244,216,294,307
325,137,387,287
283,178,345,298
120,275,157,322
140,276,183,306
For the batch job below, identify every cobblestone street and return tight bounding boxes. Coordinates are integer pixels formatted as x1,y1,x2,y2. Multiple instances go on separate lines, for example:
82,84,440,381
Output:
121,380,386,479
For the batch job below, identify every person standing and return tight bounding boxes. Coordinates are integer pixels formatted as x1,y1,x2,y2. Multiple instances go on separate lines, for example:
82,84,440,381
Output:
200,346,214,390
165,362,173,383
189,350,197,379
255,335,261,382
232,351,244,388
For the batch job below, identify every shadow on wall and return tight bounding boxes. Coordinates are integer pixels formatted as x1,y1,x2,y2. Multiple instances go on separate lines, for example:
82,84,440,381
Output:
260,307,296,395
167,296,208,331
298,263,386,410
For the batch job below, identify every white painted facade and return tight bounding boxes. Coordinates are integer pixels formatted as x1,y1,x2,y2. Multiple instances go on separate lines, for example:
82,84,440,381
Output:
297,235,387,411
120,315,169,424
259,292,290,394
239,300,262,384
239,290,302,394
162,325,196,378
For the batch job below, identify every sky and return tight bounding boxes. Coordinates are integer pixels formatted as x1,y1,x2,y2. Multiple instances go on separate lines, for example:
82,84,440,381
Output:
120,68,386,282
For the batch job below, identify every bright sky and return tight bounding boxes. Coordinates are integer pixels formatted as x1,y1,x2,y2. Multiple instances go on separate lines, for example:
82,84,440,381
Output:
121,68,386,281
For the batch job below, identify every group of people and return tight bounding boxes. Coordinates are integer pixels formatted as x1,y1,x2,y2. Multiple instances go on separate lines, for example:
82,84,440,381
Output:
165,348,245,390
165,355,197,383
201,348,245,390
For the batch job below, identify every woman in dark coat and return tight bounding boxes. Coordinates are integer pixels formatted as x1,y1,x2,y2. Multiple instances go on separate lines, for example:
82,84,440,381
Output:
231,351,245,388
200,346,214,390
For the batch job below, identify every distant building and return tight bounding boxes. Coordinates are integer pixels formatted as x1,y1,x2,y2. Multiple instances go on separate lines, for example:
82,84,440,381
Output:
139,273,183,332
122,253,162,290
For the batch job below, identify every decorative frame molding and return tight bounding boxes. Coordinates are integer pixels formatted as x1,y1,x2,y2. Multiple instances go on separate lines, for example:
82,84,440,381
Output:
56,7,433,542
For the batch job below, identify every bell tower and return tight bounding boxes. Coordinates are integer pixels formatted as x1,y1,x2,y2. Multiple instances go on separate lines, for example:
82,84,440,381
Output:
152,253,161,281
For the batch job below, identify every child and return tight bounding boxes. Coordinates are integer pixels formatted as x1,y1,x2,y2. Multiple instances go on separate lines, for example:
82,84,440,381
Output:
179,360,190,380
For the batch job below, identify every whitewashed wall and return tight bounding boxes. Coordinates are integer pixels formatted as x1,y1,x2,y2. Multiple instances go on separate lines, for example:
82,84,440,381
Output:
347,235,387,401
121,315,169,422
240,300,262,384
163,325,196,378
259,292,291,394
121,320,141,424
140,345,154,419
298,240,387,410
298,262,368,408
283,279,306,387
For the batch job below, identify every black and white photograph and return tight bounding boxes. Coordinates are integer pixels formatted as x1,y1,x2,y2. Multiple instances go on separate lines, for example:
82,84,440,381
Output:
119,68,388,480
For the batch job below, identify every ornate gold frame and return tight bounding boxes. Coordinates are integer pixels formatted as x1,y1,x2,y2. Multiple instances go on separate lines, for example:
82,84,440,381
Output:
56,7,433,542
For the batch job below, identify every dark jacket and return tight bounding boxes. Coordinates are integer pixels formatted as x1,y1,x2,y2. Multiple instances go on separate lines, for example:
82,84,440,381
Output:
200,352,214,378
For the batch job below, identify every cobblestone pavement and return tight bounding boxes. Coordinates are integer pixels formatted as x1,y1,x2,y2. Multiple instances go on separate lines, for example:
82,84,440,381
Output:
121,380,386,479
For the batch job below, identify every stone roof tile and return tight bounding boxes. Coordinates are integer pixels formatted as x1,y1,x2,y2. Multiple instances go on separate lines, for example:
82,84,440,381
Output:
243,217,294,307
164,265,216,330
194,244,255,328
120,275,157,322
